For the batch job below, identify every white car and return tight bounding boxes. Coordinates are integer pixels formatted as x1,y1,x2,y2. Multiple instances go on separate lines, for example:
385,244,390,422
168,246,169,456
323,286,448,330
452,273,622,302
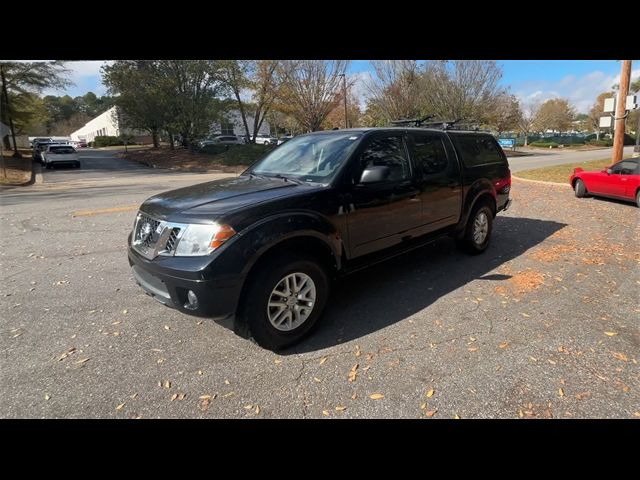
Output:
42,145,80,169
199,135,245,147
254,134,278,145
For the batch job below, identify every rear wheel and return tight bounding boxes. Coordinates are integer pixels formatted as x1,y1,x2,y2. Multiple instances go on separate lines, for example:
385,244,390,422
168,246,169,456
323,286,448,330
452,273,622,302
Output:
238,254,330,350
75,161,81,168
636,190,639,208
574,179,587,198
457,203,493,255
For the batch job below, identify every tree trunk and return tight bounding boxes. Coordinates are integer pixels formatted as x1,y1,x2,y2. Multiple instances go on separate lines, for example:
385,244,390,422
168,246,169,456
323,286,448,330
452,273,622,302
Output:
151,129,159,148
168,132,175,150
596,128,600,141
0,65,20,157
181,132,189,148
234,89,252,143
524,133,528,147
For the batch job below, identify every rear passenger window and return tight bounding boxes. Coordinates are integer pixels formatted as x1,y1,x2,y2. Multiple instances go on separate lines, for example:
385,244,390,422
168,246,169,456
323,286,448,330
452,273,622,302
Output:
450,134,504,167
409,134,448,176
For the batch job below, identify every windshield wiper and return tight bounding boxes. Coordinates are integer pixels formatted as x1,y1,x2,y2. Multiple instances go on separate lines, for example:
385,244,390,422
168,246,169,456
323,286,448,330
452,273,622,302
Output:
271,174,305,184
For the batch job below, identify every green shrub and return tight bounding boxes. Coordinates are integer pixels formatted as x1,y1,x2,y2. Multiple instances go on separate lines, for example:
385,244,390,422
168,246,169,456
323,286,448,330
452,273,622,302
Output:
587,139,613,147
93,136,123,147
199,144,230,155
529,141,560,148
200,143,274,166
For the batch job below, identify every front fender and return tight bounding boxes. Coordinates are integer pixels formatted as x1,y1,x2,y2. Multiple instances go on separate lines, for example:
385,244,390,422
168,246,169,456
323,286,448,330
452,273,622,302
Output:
207,211,343,278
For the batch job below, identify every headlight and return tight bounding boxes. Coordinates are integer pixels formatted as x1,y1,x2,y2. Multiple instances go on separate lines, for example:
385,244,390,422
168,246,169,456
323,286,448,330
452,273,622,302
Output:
174,223,236,256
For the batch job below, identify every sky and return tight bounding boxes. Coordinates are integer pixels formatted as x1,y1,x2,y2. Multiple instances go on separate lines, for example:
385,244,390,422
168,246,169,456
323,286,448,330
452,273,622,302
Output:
46,60,639,114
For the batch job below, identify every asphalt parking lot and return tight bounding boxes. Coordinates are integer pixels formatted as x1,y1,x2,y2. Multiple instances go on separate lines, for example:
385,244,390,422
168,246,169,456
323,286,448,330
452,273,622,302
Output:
1,150,638,418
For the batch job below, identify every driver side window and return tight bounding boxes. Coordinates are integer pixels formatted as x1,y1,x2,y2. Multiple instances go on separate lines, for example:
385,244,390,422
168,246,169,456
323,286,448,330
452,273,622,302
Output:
611,160,638,175
360,136,410,182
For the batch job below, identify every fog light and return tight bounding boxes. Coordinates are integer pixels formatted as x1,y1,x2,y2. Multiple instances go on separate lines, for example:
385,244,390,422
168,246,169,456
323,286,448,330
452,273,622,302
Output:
184,290,199,310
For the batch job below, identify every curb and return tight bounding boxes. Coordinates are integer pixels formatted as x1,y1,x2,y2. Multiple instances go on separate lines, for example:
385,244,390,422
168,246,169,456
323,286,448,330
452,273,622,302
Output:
34,163,43,184
511,175,569,187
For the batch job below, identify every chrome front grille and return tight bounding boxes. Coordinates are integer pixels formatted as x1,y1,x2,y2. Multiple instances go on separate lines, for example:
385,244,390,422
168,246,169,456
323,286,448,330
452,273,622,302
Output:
132,212,187,260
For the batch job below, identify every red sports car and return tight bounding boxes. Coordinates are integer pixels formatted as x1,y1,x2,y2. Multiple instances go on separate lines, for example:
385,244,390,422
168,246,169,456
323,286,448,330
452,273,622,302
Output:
570,158,639,207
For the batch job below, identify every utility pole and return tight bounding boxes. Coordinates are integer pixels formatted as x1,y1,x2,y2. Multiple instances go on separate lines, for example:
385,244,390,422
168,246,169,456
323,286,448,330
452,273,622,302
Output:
339,73,348,129
0,64,21,158
611,60,632,165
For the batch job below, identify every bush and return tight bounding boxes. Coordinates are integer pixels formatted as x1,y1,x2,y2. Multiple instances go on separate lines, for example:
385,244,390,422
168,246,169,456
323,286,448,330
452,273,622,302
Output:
199,143,274,166
199,144,230,155
529,141,560,148
587,139,613,147
93,136,123,147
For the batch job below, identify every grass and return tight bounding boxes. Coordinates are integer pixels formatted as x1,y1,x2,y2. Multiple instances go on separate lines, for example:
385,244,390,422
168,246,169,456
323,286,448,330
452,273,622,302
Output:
515,157,620,183
0,155,33,185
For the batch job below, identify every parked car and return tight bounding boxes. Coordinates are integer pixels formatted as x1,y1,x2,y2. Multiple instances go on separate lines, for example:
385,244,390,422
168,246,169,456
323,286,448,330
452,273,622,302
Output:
76,140,88,148
254,133,278,145
128,127,512,350
570,158,639,207
277,135,294,146
41,145,80,169
30,137,53,148
198,135,245,148
33,141,62,162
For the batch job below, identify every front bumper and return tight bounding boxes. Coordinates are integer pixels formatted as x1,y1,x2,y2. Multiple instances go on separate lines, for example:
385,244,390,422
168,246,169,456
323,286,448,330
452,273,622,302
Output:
128,247,244,318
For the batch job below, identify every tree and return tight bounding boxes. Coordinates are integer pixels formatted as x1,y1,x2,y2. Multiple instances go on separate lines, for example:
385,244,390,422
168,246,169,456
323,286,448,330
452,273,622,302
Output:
534,98,576,135
102,61,170,148
0,61,70,155
277,60,349,132
518,99,541,146
365,60,423,122
218,60,253,142
420,60,506,123
322,87,362,130
486,94,522,135
587,92,615,140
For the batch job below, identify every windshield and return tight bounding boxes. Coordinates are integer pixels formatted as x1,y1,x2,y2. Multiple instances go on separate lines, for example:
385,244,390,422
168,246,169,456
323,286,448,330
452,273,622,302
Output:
50,146,75,154
250,132,361,183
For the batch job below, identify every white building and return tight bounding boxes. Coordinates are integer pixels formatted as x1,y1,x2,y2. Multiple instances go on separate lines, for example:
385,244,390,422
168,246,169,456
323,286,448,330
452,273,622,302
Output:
210,110,270,138
69,107,148,143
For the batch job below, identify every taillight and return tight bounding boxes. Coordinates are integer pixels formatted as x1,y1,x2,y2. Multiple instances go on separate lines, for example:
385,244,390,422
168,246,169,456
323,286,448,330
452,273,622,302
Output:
495,170,511,194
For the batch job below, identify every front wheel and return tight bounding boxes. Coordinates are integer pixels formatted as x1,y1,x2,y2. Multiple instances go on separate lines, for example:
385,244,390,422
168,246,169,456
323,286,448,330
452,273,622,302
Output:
636,190,639,208
457,203,493,255
238,254,330,350
574,179,587,198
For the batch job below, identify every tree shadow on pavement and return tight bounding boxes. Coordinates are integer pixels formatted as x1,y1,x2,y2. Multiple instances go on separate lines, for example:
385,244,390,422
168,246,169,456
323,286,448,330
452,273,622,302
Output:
286,216,567,354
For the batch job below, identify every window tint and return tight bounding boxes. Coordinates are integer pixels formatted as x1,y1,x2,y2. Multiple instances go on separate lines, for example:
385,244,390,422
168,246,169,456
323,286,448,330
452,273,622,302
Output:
409,133,448,176
450,134,504,167
611,160,637,175
50,146,75,154
361,136,410,182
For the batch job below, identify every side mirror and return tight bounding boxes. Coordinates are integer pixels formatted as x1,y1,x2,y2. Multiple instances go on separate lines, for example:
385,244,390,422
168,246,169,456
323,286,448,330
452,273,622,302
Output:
359,165,390,184
606,168,612,175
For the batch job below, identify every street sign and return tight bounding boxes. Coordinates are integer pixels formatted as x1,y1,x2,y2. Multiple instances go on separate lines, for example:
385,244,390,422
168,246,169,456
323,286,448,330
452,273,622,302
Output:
603,98,615,113
498,138,516,150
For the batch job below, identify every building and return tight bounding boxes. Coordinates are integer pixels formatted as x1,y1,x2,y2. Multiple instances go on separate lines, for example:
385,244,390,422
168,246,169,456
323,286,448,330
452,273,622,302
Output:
210,110,270,138
69,107,150,143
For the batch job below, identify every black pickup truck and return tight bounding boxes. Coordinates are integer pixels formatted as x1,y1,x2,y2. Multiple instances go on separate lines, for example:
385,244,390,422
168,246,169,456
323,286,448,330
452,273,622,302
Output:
128,127,512,349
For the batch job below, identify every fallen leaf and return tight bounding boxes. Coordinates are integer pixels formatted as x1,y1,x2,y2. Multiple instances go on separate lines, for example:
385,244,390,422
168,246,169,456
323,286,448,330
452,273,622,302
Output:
224,379,230,385
425,409,437,417
116,403,125,411
122,309,128,314
319,357,328,365
369,393,384,400
222,392,235,398
420,403,426,410
521,313,530,317
164,325,170,330
468,346,478,352
178,393,186,400
518,409,524,418
499,342,509,349
548,359,557,365
351,392,357,400
453,414,460,419
335,406,347,411
12,332,23,338
157,358,164,364
130,393,138,399
196,321,203,325
171,393,178,401
355,345,362,357
426,389,435,398
313,377,321,383
112,321,121,325
604,332,618,337
244,404,253,410
558,388,565,397
255,405,260,414
612,352,629,362
322,410,329,416
45,394,51,400
274,359,282,365
529,356,538,362
633,412,640,418
163,380,171,389
57,347,76,361
348,364,359,383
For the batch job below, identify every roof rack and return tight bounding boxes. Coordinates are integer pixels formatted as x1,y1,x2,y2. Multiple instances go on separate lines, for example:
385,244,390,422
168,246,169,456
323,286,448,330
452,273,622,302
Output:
390,114,435,127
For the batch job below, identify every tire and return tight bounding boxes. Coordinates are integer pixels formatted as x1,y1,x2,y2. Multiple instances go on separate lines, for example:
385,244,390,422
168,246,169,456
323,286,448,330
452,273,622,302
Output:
75,162,81,168
45,163,51,169
636,190,640,208
574,179,587,198
238,254,330,350
457,203,493,255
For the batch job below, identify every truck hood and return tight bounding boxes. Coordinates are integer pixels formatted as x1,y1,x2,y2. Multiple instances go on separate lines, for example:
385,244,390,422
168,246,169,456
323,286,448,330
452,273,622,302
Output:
140,175,321,220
